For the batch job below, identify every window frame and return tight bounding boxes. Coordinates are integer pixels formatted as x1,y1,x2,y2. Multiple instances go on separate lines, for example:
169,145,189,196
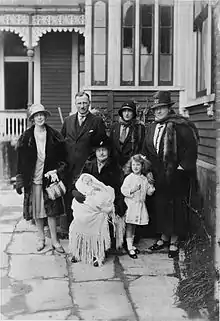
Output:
194,3,209,98
120,0,136,86
91,0,108,86
158,4,174,86
139,2,154,86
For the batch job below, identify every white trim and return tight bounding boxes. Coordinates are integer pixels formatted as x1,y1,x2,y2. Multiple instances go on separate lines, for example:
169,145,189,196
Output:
4,56,29,62
154,0,159,87
71,31,79,114
85,0,92,88
173,0,178,86
0,34,4,111
197,159,215,172
86,85,184,91
34,44,41,104
206,3,212,95
135,0,140,86
180,93,215,108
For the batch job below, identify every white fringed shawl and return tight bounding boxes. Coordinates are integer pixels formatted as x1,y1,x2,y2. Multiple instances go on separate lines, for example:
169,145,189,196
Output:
69,174,116,265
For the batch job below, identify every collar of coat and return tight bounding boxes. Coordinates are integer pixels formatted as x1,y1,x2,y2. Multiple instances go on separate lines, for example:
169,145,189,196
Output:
17,124,64,149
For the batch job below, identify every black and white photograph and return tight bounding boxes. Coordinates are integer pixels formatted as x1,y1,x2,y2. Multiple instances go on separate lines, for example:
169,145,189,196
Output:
0,0,219,320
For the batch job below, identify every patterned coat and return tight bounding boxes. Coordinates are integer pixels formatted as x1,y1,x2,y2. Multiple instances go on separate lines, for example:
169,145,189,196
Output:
142,115,198,236
16,124,67,220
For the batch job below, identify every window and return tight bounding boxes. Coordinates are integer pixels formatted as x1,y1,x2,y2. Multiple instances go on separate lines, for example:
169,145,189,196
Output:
120,0,174,86
3,32,29,110
78,34,85,91
121,0,135,85
139,1,154,85
158,4,173,85
92,0,108,85
193,2,209,97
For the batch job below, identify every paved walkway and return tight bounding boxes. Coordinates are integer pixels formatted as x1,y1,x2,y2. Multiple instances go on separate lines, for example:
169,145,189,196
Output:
0,189,207,321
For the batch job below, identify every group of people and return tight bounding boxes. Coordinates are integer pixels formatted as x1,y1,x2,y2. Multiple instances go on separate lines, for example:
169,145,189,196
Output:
16,90,198,266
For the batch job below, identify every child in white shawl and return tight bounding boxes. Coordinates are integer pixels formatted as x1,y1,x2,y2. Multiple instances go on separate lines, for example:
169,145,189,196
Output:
69,173,115,267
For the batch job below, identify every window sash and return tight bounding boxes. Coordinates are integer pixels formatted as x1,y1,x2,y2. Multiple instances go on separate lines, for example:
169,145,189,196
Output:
158,5,174,85
121,0,135,85
139,3,154,85
91,0,108,86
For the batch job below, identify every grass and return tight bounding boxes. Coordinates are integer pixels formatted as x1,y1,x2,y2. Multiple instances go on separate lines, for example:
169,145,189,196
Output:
175,234,219,320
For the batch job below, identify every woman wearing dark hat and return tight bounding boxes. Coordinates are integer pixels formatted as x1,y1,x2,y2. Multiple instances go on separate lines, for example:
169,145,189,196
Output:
110,100,146,170
15,103,67,253
142,91,198,258
70,135,126,265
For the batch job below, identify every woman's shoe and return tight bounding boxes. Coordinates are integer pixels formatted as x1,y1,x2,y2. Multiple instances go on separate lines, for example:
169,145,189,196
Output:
168,243,179,258
36,239,45,252
133,247,140,254
128,249,138,259
71,256,78,263
93,257,100,267
148,240,168,252
52,243,65,254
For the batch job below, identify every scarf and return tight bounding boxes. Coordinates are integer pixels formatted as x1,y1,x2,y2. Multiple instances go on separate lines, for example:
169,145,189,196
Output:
155,112,199,182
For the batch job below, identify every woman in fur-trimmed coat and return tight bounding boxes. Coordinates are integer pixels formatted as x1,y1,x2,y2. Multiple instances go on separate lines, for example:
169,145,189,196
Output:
142,91,198,258
16,104,67,253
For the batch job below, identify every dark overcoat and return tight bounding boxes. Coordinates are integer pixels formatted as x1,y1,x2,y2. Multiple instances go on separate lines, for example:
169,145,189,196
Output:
16,124,67,221
109,122,145,167
61,112,106,188
79,158,127,217
142,115,198,237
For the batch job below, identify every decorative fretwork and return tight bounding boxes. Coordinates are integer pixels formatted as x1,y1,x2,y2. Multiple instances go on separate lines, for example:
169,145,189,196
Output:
0,14,29,46
0,13,85,47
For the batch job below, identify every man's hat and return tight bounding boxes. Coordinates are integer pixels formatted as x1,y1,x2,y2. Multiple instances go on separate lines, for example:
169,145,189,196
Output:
118,100,137,118
94,135,112,151
29,103,51,120
151,91,175,110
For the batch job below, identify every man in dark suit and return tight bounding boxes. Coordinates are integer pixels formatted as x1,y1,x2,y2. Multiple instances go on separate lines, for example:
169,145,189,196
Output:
60,91,106,234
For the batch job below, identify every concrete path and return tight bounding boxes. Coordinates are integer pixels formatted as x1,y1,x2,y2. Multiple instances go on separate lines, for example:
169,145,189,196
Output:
0,189,207,321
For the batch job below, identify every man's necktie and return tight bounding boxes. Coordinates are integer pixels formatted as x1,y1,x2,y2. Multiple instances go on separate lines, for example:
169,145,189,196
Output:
78,115,86,126
120,125,128,143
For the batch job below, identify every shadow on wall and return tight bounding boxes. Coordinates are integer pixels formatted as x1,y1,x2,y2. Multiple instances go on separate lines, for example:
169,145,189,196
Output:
0,140,18,184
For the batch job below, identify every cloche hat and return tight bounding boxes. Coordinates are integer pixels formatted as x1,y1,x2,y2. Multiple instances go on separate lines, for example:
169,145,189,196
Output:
29,103,51,120
151,91,175,110
118,100,137,118
93,135,112,151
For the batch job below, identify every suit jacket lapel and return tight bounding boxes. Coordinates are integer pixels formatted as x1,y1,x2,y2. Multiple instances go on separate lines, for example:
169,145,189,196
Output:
77,112,93,140
114,123,122,151
69,114,78,140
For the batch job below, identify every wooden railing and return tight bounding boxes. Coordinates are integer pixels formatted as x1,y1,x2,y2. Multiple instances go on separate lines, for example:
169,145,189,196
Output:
0,110,28,141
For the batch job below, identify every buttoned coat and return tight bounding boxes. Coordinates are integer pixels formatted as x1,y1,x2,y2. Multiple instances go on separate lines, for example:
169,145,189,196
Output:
110,122,145,168
16,124,67,221
61,112,106,188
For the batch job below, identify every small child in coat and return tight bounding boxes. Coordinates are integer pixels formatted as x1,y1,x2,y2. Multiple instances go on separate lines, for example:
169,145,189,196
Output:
121,154,155,259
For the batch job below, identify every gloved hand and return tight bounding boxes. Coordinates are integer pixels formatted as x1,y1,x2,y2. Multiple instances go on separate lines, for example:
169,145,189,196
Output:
72,189,86,203
16,187,23,195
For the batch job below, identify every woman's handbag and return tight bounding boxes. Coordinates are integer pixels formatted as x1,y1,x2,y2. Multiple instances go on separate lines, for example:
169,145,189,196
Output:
46,180,66,200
